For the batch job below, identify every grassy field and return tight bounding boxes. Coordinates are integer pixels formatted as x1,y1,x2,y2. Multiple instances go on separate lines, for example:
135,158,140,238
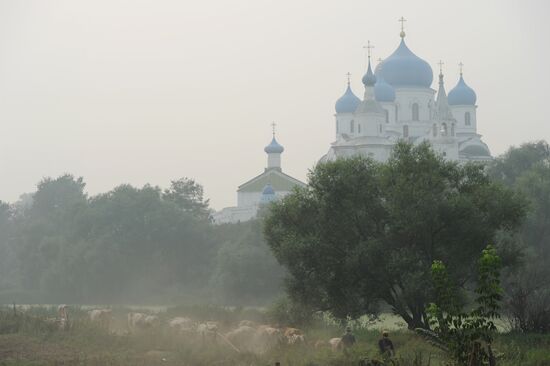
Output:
0,305,548,366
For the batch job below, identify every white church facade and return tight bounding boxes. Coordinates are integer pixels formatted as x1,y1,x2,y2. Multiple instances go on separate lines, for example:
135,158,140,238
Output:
212,133,306,224
320,27,491,164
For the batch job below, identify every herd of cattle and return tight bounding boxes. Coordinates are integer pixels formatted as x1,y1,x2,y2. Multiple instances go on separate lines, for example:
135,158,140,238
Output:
53,305,347,354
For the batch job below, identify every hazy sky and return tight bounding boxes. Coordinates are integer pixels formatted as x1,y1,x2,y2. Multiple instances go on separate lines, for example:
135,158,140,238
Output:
0,0,549,209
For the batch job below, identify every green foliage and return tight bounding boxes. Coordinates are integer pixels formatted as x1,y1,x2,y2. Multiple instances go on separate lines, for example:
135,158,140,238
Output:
422,245,502,365
0,175,282,305
488,141,550,333
265,142,525,329
210,220,284,306
266,296,317,327
163,177,212,221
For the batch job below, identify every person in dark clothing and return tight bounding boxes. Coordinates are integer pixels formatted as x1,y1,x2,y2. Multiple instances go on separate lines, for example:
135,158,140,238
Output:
341,326,356,348
378,330,395,356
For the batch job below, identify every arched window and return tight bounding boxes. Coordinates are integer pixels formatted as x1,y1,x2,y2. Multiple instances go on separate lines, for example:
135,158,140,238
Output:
395,105,399,122
441,123,448,136
433,124,437,137
379,124,382,133
403,125,409,138
451,123,455,136
358,124,361,133
412,103,419,121
465,112,471,126
384,109,389,123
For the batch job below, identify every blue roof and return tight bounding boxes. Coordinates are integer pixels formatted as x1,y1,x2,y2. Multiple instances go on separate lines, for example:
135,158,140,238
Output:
335,84,361,113
374,74,396,102
260,184,277,203
448,75,477,106
362,60,377,86
376,38,433,88
264,137,284,154
262,184,275,195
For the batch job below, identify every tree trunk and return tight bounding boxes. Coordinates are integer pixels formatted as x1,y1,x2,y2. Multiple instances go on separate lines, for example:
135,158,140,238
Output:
394,306,430,330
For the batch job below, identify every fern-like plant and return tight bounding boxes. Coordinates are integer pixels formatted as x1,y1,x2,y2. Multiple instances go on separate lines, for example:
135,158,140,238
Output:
417,245,501,366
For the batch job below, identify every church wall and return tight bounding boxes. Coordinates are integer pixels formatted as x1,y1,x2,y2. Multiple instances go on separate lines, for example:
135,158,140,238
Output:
212,205,258,224
365,145,392,162
354,113,385,137
394,88,435,123
335,112,355,139
238,191,262,207
405,121,432,139
238,190,292,208
430,139,460,161
379,102,396,124
451,105,477,135
333,145,392,162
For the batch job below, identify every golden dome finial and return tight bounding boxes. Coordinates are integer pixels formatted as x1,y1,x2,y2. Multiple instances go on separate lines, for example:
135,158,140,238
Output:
398,16,407,38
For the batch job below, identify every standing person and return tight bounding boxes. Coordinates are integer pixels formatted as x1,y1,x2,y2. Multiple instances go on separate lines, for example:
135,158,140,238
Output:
378,330,395,357
341,326,356,349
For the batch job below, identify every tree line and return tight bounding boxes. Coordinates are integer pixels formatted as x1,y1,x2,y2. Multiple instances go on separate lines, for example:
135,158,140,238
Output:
0,141,548,334
0,178,283,305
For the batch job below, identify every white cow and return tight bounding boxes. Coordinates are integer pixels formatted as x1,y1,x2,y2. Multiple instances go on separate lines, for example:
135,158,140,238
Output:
257,326,284,352
168,317,195,334
197,321,219,343
238,320,257,328
329,337,343,352
128,312,159,331
88,309,112,330
287,333,306,345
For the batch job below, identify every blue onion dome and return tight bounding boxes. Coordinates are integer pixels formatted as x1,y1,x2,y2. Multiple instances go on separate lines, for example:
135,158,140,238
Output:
448,74,477,105
376,38,433,88
335,83,361,113
362,61,377,86
264,137,284,154
260,184,276,203
374,74,396,102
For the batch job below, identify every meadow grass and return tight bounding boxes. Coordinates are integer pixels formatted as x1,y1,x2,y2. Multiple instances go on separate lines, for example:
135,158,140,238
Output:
0,306,548,366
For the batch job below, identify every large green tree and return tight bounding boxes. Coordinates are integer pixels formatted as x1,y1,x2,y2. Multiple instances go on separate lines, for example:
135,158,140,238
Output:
14,175,88,299
265,142,526,329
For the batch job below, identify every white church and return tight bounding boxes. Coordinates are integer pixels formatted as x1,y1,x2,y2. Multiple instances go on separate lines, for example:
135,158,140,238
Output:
213,23,491,224
212,131,306,224
321,24,491,163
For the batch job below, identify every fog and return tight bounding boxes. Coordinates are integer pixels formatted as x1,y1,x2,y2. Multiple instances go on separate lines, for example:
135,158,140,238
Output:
0,0,548,209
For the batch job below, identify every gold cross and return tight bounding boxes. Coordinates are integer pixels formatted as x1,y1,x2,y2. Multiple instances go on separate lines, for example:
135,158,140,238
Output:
346,72,351,85
363,40,374,59
458,62,464,75
271,122,276,136
398,16,407,36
